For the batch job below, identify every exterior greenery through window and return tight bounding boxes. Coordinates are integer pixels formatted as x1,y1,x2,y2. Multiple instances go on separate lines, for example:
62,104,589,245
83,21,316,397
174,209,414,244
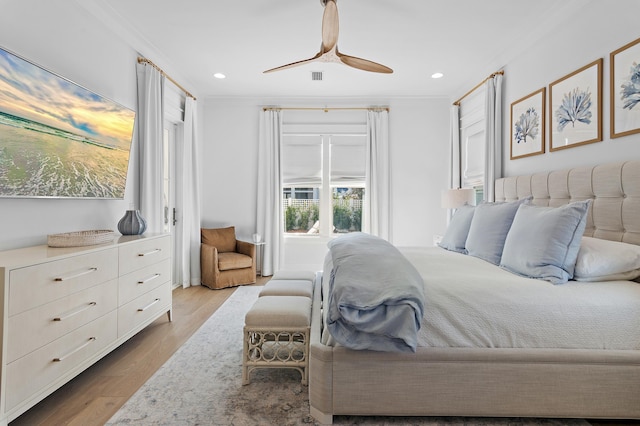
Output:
282,131,366,236
283,187,363,234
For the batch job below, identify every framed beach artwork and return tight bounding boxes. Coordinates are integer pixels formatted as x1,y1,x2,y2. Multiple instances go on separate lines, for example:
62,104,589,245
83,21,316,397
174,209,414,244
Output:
549,58,603,151
0,46,136,198
510,87,545,160
610,36,640,138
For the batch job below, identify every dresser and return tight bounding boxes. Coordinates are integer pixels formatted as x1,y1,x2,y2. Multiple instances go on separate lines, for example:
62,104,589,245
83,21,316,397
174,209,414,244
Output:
0,233,172,425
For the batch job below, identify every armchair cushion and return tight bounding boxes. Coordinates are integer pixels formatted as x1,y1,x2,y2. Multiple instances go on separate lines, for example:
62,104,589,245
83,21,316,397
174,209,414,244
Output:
218,252,253,271
202,226,236,253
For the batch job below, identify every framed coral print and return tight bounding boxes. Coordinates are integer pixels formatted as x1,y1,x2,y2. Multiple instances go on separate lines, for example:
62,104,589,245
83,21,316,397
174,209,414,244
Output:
510,88,545,160
610,37,640,138
549,58,603,151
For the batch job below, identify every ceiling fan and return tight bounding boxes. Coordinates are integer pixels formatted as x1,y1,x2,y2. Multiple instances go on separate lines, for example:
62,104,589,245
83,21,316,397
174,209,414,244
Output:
263,0,393,74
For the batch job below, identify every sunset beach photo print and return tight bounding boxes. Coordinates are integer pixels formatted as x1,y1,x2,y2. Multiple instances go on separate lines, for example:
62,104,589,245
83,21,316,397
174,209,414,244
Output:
0,46,136,198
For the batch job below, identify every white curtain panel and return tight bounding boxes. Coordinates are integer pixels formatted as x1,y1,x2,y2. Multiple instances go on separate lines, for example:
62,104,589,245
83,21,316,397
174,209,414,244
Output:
257,109,283,276
448,105,461,190
364,109,390,241
484,74,503,202
135,63,165,233
447,105,461,222
175,97,201,287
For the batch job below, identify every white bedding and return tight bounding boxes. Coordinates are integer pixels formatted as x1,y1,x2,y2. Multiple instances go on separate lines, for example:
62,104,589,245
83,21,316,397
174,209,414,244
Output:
321,246,640,350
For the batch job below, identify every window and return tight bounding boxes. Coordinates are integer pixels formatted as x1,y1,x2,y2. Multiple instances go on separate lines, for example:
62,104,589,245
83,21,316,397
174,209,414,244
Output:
472,185,484,205
459,85,486,201
282,133,365,236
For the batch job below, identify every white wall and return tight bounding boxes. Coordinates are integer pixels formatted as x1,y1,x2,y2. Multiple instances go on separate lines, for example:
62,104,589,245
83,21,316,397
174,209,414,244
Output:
201,97,450,271
502,0,640,177
390,99,449,246
201,101,260,241
0,0,140,250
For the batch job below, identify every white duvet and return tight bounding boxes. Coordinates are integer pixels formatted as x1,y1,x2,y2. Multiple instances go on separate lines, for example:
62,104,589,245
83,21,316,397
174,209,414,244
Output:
321,246,640,350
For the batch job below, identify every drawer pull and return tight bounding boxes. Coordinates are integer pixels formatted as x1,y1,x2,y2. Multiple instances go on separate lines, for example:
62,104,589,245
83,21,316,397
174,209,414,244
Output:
138,298,160,312
53,302,97,321
138,273,161,284
53,337,96,362
54,267,98,282
138,249,161,257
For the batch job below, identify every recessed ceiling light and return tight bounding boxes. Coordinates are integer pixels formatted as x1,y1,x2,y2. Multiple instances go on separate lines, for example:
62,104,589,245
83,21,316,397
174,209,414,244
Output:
431,72,444,79
213,73,226,79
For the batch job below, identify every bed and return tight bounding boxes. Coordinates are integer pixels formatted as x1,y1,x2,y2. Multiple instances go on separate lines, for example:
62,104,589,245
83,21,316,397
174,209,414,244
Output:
308,160,640,424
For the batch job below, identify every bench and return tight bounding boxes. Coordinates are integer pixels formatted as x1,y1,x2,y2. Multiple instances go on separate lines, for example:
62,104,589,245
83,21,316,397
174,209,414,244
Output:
242,271,315,385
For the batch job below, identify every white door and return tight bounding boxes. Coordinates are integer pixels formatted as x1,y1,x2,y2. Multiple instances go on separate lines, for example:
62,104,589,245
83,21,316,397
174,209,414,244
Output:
163,123,178,287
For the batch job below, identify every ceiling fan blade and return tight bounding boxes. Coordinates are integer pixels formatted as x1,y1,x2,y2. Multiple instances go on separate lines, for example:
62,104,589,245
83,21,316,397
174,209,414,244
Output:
263,0,394,75
263,53,321,74
338,52,394,74
321,0,339,52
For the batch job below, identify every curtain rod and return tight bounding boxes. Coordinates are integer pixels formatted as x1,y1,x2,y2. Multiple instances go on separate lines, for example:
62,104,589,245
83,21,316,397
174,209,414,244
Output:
137,57,196,100
452,70,504,106
262,106,389,112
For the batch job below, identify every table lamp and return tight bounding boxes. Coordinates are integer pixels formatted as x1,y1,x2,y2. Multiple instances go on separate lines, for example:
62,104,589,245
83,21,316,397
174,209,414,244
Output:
441,188,475,209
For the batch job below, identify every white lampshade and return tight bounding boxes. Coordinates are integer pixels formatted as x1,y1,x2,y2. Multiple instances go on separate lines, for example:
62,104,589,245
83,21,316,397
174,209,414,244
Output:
441,188,475,209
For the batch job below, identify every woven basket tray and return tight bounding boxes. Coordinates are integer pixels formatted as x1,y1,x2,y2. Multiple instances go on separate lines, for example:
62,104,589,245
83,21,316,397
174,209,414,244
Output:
47,230,116,248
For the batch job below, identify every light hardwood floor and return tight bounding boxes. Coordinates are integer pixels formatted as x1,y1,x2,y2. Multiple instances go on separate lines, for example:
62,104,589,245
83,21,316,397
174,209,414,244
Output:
10,277,269,426
9,276,638,426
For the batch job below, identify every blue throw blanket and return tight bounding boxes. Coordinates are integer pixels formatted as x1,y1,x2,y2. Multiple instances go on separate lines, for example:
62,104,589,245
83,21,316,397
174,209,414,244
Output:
326,233,425,352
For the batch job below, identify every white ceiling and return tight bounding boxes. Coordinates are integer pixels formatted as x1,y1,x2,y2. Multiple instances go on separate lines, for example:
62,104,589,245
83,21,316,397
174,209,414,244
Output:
83,0,584,100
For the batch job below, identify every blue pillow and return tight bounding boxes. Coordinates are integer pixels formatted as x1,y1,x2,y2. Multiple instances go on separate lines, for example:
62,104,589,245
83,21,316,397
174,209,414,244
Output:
465,198,530,265
438,204,475,253
500,200,591,284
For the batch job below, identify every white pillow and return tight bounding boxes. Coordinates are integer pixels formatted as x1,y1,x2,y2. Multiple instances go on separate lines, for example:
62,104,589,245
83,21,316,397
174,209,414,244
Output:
574,237,640,282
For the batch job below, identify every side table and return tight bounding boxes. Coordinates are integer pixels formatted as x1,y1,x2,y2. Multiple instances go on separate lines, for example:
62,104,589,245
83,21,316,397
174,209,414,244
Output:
253,241,266,276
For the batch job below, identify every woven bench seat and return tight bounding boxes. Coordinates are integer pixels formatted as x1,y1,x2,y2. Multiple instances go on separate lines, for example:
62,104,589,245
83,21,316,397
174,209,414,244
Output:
242,295,312,385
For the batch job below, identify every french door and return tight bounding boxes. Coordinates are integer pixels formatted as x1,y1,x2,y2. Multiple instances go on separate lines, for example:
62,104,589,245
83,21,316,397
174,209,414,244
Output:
163,123,179,287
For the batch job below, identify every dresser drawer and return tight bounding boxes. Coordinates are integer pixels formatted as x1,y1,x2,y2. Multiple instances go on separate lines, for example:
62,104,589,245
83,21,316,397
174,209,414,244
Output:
118,258,171,306
7,280,118,363
5,311,117,411
9,248,118,316
117,282,171,337
118,236,170,276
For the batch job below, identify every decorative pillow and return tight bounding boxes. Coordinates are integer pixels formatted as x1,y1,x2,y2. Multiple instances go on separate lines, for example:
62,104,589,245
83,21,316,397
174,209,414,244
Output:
500,200,591,284
201,226,237,252
573,236,640,282
438,204,475,253
465,197,530,265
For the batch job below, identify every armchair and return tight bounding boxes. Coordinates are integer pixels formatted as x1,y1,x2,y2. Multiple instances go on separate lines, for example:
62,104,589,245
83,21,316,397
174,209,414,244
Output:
201,226,256,289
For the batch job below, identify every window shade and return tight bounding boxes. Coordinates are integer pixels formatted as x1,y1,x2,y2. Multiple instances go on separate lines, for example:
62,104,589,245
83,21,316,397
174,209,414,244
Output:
330,136,366,186
164,80,185,123
282,135,322,186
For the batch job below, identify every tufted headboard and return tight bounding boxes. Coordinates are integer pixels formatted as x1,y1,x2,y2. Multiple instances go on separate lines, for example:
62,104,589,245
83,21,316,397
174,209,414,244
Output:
494,161,640,245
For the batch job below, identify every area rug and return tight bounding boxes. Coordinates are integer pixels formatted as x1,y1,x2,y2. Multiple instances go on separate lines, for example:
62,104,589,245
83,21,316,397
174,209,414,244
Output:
107,286,589,426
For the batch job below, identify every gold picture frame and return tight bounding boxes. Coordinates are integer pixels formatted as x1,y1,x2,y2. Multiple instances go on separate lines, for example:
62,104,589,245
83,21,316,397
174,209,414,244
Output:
549,58,603,151
510,87,545,160
610,36,640,139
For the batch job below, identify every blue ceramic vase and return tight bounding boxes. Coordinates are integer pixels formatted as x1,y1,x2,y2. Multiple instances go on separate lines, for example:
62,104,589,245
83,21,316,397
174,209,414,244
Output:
117,210,147,235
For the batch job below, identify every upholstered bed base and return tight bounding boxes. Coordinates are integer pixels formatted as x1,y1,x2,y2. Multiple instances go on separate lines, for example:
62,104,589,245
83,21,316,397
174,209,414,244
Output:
309,275,640,423
308,161,640,424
